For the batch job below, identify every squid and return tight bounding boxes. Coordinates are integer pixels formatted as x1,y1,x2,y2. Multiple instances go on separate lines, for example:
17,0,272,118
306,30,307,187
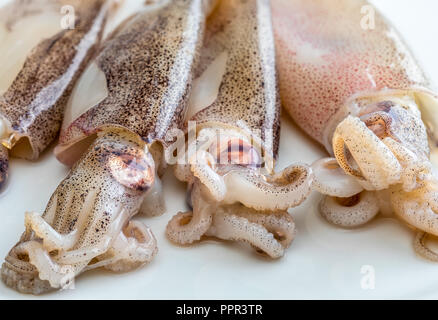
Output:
1,0,214,294
272,0,438,259
165,0,313,259
0,0,110,189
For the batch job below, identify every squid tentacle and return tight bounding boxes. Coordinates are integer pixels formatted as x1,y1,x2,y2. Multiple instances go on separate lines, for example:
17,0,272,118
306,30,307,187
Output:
13,241,78,290
205,208,286,259
85,221,158,272
1,247,51,295
166,181,214,245
188,136,313,211
54,205,130,265
6,196,133,291
223,164,313,211
382,137,432,192
24,212,77,252
391,181,438,236
311,157,364,198
333,116,402,190
413,232,438,262
320,191,380,228
189,150,227,202
226,204,296,249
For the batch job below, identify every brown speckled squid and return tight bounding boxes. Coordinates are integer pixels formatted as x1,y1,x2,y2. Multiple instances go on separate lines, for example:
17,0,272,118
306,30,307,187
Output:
165,0,313,259
1,0,214,294
0,0,110,189
272,0,438,260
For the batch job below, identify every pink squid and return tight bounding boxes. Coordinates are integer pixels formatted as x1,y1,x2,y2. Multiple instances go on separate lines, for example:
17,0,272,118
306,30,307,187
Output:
1,0,214,294
165,0,313,259
272,0,438,259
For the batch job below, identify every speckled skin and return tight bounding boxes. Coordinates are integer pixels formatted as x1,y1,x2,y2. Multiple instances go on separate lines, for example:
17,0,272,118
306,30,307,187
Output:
272,0,438,260
58,0,210,160
0,145,7,188
0,0,109,160
191,0,281,159
2,0,212,294
272,0,433,146
166,0,314,258
2,129,156,294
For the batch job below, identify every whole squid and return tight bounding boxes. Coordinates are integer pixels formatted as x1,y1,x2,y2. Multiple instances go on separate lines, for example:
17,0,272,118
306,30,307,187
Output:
165,0,313,259
272,0,438,260
1,0,213,294
0,0,110,188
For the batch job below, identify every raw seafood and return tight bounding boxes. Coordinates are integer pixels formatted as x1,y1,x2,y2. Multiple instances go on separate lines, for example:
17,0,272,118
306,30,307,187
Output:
272,0,438,259
0,0,110,188
2,0,213,294
166,0,313,259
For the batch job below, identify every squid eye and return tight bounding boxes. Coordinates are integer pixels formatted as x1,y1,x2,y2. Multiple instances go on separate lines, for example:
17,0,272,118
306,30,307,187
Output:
212,138,261,167
108,150,155,192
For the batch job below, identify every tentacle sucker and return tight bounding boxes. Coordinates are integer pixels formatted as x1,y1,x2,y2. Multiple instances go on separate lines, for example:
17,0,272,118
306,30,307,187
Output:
391,181,438,237
222,205,296,250
166,180,214,245
320,191,380,228
1,246,51,295
333,115,402,190
205,204,295,259
14,241,77,290
208,213,284,258
222,163,313,211
189,149,226,202
413,232,438,262
382,137,432,192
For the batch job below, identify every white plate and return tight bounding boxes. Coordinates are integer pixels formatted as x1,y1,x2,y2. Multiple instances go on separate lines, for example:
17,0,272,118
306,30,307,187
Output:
1,0,438,300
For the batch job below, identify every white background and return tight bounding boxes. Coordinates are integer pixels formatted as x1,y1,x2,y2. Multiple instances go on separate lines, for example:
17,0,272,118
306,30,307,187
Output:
0,0,438,299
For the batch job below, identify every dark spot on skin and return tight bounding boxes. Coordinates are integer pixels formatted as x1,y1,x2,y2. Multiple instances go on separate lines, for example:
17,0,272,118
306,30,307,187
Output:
69,218,78,232
335,194,361,207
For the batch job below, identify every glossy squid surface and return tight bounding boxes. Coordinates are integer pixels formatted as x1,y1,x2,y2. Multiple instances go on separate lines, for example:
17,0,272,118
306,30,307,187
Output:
0,0,110,188
2,0,212,294
272,0,438,259
166,0,313,259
